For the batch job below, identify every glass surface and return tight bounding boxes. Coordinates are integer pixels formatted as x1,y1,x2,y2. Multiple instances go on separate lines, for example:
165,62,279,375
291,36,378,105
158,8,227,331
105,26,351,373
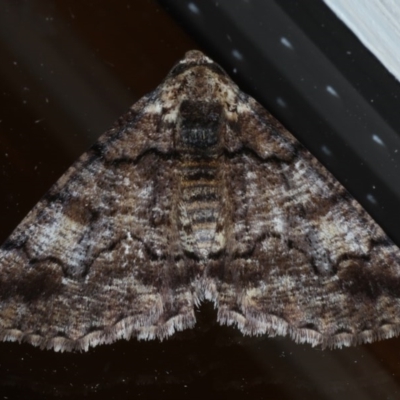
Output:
1,1,400,399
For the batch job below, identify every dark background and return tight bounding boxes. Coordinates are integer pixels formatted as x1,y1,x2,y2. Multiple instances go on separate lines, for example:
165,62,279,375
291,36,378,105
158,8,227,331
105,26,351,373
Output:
1,1,400,399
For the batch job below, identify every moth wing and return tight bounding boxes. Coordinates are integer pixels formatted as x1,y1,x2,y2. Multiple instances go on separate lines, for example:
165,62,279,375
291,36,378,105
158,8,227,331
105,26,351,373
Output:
0,93,196,352
209,95,400,348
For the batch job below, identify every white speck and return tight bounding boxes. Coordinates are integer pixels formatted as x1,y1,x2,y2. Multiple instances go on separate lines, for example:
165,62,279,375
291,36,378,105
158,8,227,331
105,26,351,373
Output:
227,34,232,42
232,49,243,60
372,134,385,146
326,85,339,97
321,145,332,156
188,3,200,14
276,97,287,107
345,231,355,242
232,68,237,74
366,193,377,204
280,37,293,49
34,118,44,124
123,242,130,255
145,101,163,114
273,216,285,233
62,277,72,285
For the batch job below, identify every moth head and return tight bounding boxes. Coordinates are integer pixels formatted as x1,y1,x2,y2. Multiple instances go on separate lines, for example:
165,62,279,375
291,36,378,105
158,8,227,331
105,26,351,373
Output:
165,50,238,107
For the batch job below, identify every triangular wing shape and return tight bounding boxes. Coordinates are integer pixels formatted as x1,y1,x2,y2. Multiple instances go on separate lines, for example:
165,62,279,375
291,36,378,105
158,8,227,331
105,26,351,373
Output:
204,95,400,348
1,50,400,351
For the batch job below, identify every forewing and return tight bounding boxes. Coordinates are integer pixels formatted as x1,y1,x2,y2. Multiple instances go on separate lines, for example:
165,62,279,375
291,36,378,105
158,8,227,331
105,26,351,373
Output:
208,95,400,348
0,94,196,352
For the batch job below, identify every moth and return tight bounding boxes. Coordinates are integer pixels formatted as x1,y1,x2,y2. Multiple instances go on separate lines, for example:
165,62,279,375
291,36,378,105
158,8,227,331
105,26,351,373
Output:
1,50,400,352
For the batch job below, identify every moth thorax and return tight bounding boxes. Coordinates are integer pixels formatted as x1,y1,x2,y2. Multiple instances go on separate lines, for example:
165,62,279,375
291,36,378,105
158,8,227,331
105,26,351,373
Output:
178,99,223,152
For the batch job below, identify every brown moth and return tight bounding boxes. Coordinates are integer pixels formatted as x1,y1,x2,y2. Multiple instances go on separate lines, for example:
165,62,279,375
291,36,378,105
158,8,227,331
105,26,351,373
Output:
1,50,400,352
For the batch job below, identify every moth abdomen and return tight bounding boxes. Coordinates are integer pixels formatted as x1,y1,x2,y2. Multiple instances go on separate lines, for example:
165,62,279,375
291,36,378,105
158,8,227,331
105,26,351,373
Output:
179,158,222,257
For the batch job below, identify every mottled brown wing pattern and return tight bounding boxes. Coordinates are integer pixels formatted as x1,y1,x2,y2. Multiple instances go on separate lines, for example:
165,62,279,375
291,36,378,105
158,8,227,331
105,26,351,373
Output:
0,94,198,351
1,50,400,352
206,98,400,348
